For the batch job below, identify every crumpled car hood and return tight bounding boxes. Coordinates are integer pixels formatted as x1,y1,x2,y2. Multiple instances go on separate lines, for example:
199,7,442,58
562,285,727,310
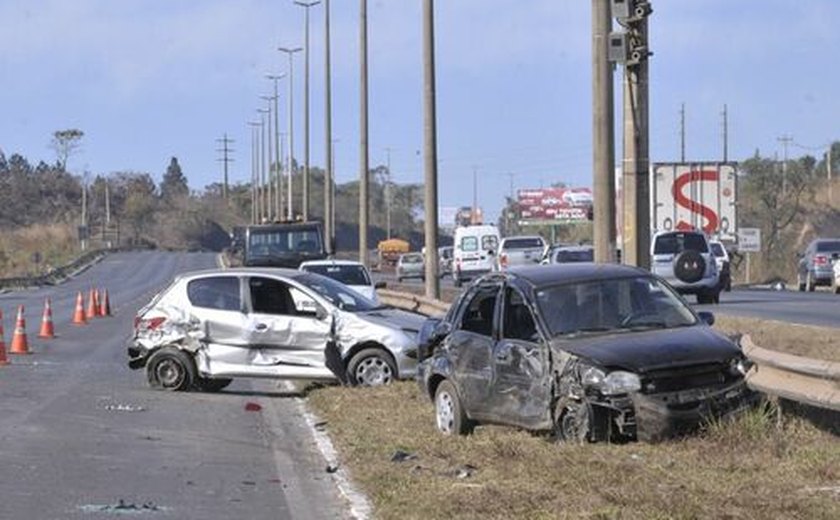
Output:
552,325,740,373
353,307,424,333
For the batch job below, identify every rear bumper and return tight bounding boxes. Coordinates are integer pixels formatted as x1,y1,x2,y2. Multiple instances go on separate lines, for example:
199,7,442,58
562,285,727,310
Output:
127,342,150,370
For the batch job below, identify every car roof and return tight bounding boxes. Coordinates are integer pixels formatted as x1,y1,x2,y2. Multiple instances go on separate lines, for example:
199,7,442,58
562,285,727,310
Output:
493,263,649,289
174,267,303,282
299,259,366,268
555,245,593,252
501,235,544,242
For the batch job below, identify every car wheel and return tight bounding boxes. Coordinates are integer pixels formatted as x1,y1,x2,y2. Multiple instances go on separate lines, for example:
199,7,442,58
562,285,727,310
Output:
798,273,806,291
434,380,472,436
346,348,397,387
146,347,196,392
806,272,816,292
553,398,593,443
696,293,710,305
193,377,233,392
453,278,462,288
834,280,840,295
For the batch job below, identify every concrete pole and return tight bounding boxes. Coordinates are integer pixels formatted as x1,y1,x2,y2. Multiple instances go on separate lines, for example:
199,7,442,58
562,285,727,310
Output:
621,17,651,269
592,0,615,263
359,0,370,266
324,0,334,252
423,0,440,298
828,145,833,205
266,74,285,219
258,111,269,223
385,147,392,240
296,1,320,222
248,121,261,224
260,98,274,221
722,104,728,163
680,102,685,162
278,47,302,220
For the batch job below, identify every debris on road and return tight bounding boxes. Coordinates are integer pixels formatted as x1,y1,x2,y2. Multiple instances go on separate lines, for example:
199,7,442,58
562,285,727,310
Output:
244,402,262,412
104,404,146,412
79,499,166,514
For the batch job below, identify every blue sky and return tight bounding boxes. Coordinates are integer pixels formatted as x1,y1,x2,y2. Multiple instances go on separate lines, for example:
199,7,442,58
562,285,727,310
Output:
1,1,838,224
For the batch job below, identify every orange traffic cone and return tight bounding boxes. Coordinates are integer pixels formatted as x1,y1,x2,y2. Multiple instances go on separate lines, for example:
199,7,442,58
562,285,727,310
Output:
38,298,55,339
10,305,30,355
93,289,101,317
86,288,97,320
73,291,87,325
99,289,111,317
0,310,9,366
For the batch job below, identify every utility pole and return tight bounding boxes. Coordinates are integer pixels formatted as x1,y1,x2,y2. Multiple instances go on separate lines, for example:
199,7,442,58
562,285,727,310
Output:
258,109,270,222
592,0,616,264
722,104,728,162
778,134,792,196
332,138,339,239
359,0,370,266
295,0,321,222
260,98,274,221
248,121,262,224
679,102,685,162
616,0,652,269
423,0,440,298
80,173,88,251
267,74,285,218
324,0,334,252
216,134,235,200
505,172,517,235
828,145,833,205
385,147,393,240
278,47,302,220
472,166,478,224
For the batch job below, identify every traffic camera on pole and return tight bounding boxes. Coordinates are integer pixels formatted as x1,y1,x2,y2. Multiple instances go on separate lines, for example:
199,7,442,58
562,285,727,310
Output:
608,0,652,67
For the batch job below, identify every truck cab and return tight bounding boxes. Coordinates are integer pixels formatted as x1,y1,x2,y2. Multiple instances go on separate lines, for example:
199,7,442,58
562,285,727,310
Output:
243,221,328,268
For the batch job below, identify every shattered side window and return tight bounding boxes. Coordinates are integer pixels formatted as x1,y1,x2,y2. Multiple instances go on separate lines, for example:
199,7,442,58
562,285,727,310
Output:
249,277,296,316
502,287,538,342
187,277,241,311
460,285,499,337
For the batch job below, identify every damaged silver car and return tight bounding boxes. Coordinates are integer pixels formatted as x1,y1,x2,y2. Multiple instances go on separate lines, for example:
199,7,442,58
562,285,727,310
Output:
417,264,759,442
128,268,423,390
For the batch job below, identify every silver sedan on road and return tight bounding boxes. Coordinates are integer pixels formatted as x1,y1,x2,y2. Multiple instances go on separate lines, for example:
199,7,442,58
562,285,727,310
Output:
128,268,424,389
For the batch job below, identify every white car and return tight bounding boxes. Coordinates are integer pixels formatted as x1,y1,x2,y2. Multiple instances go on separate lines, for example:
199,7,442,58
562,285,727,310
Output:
300,259,384,304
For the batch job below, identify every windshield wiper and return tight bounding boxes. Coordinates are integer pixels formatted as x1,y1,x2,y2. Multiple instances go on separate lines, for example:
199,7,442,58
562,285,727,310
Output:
621,321,668,330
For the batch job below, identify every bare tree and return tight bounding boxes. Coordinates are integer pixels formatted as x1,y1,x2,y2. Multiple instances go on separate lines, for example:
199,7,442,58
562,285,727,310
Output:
51,129,84,170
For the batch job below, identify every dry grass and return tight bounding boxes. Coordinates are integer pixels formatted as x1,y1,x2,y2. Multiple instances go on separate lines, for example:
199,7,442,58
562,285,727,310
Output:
309,382,839,520
0,223,78,277
715,315,840,363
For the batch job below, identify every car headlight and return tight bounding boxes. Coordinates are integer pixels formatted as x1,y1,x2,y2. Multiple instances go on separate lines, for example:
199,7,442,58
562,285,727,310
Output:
581,366,641,396
729,357,753,376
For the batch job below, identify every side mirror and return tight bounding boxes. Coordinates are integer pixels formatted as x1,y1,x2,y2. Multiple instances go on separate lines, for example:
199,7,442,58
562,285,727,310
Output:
315,306,328,321
374,281,387,289
697,311,715,326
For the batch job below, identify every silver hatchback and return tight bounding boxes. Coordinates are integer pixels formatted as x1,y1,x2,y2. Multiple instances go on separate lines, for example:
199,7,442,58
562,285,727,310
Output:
127,268,423,390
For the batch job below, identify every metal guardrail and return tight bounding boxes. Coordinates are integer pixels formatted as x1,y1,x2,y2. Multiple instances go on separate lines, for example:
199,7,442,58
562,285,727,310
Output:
380,289,840,413
377,289,449,317
0,247,130,290
742,335,840,412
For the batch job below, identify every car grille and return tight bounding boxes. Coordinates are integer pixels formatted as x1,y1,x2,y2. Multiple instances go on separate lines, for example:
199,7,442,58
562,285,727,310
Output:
640,363,738,394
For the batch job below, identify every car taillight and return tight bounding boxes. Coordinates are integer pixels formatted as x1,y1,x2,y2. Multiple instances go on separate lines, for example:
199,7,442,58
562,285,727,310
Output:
136,316,166,331
814,255,828,266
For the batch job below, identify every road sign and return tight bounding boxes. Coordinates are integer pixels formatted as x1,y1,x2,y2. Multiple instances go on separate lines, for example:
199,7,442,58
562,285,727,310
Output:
739,228,761,252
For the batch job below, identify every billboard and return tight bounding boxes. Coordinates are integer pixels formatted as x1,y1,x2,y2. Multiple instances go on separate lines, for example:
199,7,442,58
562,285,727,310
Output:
651,163,737,241
516,187,592,224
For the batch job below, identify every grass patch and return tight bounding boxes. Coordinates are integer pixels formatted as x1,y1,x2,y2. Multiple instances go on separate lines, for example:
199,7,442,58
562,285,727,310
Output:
714,315,840,362
0,223,78,277
309,382,840,519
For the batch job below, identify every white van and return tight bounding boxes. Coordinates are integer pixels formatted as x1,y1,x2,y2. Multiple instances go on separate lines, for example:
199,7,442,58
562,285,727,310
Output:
453,224,501,287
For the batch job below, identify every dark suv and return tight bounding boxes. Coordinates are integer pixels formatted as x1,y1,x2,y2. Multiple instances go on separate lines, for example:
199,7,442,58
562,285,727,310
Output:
243,221,328,268
417,264,756,443
797,238,840,291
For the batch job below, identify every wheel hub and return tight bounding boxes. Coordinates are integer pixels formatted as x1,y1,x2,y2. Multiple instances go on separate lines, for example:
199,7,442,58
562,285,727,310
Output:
355,357,392,386
436,391,455,434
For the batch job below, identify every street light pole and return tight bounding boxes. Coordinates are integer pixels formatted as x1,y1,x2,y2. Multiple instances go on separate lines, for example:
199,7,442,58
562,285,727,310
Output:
266,73,286,218
295,0,321,222
278,47,302,220
324,0,334,252
385,147,392,240
260,97,274,221
257,110,269,222
247,121,261,224
592,0,616,263
359,0,370,266
423,0,440,298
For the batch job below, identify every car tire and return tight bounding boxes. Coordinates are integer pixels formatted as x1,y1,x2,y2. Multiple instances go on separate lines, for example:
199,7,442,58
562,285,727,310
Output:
146,347,196,392
553,398,596,443
434,380,473,436
193,377,233,392
673,250,706,284
454,277,462,288
346,347,397,387
806,272,816,292
833,278,840,295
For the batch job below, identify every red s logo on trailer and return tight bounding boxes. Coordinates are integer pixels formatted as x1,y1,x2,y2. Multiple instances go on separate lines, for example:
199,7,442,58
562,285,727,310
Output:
672,170,719,234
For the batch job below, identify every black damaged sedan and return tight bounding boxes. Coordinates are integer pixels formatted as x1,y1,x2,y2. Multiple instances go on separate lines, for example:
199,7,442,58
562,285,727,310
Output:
417,264,758,442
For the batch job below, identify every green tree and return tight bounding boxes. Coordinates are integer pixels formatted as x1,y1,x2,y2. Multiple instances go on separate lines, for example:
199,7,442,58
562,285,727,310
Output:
160,157,189,202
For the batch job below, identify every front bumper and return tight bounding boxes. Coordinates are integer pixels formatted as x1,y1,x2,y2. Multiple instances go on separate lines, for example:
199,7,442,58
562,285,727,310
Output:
630,380,760,442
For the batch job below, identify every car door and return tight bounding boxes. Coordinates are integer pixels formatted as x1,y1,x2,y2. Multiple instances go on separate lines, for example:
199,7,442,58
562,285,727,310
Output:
445,282,501,417
240,275,333,379
488,285,551,428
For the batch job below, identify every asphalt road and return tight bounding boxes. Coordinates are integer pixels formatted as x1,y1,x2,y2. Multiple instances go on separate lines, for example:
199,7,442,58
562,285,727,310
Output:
0,251,345,520
376,270,840,328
